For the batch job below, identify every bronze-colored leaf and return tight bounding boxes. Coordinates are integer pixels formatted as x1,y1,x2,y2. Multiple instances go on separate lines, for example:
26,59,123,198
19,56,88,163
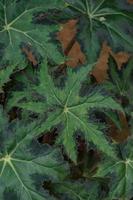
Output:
21,45,38,67
58,20,86,67
109,112,130,143
92,43,130,83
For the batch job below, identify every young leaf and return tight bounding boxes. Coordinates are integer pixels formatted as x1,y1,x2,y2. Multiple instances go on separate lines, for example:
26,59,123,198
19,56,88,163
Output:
61,0,133,62
0,0,65,68
7,60,122,162
0,107,68,200
95,137,133,199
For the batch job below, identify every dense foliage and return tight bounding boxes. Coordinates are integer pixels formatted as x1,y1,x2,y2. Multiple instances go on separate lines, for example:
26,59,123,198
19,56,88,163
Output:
0,0,133,199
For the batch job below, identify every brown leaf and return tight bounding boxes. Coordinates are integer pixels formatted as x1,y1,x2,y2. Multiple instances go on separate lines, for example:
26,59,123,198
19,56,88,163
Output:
109,112,130,143
21,45,38,67
92,42,111,82
92,43,130,83
58,20,86,67
112,52,130,69
58,19,130,73
128,0,133,3
58,20,77,50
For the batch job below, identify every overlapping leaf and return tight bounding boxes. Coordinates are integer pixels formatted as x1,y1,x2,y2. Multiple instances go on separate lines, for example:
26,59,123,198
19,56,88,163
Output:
104,55,133,115
7,60,122,162
95,137,133,199
0,107,67,200
52,180,100,200
0,0,65,69
60,0,133,62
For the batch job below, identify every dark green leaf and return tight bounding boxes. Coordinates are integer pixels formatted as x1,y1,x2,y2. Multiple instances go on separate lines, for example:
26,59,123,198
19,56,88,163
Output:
7,60,122,162
0,107,68,200
52,180,100,200
95,137,133,199
0,0,65,69
61,0,133,62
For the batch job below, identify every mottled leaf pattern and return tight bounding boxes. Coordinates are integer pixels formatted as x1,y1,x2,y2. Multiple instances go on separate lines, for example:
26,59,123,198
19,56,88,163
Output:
0,107,67,200
7,60,122,162
0,0,65,69
95,138,133,199
61,0,133,62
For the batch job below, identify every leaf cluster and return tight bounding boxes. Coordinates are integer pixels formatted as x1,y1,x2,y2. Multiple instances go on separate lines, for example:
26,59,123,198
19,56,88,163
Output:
0,0,133,200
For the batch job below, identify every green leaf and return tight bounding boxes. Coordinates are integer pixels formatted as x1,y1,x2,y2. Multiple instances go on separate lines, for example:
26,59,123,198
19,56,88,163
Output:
52,180,100,200
106,56,133,95
104,56,133,116
95,138,133,199
0,0,65,69
7,60,122,162
61,0,133,62
0,107,67,200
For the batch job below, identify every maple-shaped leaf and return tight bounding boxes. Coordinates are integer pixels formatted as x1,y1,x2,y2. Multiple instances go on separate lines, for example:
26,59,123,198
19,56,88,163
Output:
95,137,133,199
104,55,133,115
0,107,67,200
60,0,133,62
7,60,123,162
0,0,65,68
52,180,100,200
